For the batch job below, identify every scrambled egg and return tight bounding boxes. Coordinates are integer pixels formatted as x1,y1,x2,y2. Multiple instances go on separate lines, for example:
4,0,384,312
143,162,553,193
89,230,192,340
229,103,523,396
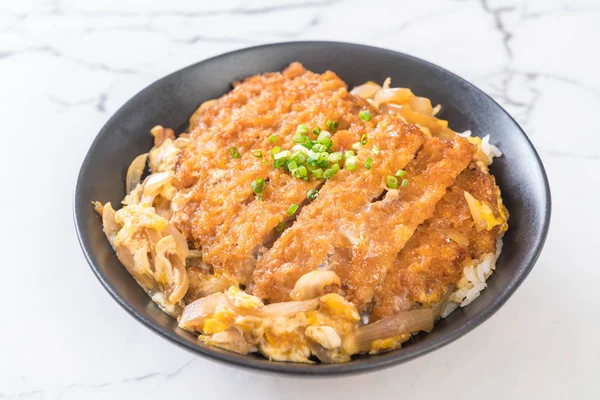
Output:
185,286,361,363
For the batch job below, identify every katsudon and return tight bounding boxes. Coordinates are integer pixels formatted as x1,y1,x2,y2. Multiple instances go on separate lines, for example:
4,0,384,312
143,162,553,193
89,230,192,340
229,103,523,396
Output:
95,63,508,363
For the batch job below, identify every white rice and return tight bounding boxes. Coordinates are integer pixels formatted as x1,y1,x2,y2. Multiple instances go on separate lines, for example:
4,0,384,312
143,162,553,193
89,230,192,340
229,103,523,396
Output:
459,130,503,161
438,131,505,318
441,238,503,318
481,135,503,159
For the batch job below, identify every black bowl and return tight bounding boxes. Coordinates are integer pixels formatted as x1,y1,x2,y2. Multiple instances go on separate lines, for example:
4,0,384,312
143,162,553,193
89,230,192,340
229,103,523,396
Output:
74,41,551,375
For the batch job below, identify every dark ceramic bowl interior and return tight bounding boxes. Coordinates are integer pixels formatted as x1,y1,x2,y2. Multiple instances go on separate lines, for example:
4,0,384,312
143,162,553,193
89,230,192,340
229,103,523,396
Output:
74,41,550,375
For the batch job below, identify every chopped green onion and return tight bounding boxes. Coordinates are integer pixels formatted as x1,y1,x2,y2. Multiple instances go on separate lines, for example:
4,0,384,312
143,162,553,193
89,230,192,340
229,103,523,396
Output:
275,222,286,232
318,152,329,162
271,146,281,157
360,134,369,145
344,150,355,159
292,144,310,155
296,124,309,135
292,133,304,143
328,152,343,163
296,166,308,178
229,146,241,159
345,156,357,171
317,131,331,142
291,152,307,164
401,178,408,187
252,149,263,158
359,110,372,121
286,204,299,215
262,157,268,165
290,166,302,178
326,120,339,132
311,168,323,178
320,137,333,149
307,159,319,168
251,178,265,195
312,126,322,135
395,169,407,178
274,158,286,169
373,145,380,155
331,163,341,173
307,189,319,201
352,142,361,150
386,175,399,189
323,168,336,179
274,150,291,160
257,194,263,201
300,135,311,146
268,134,278,143
287,161,298,171
318,160,329,168
365,157,373,170
312,143,326,153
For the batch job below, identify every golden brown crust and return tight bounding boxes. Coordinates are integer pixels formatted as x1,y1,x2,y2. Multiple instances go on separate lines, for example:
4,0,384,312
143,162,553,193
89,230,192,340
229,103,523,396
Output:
170,62,373,247
332,136,476,308
371,163,506,320
251,115,426,303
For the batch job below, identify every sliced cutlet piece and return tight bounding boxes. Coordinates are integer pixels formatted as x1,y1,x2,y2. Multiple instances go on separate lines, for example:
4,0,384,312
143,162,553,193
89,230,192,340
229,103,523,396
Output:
203,168,320,285
173,63,306,189
184,152,272,248
332,136,476,308
252,115,425,303
171,63,368,243
203,112,377,285
203,120,375,285
370,163,508,320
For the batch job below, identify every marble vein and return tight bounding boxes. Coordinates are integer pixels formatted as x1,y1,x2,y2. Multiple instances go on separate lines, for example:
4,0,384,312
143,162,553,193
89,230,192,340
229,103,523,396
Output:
0,358,196,399
480,0,514,58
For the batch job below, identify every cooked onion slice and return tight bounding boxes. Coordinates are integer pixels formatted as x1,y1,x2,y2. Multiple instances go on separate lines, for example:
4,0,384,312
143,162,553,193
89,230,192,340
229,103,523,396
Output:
162,224,190,259
101,202,119,248
437,228,469,247
126,153,148,194
150,125,175,147
373,88,414,107
141,171,173,204
464,191,502,232
260,299,320,318
225,296,320,318
409,96,434,116
347,287,454,353
381,103,447,135
350,82,382,99
291,270,341,300
154,235,189,303
349,308,435,352
179,293,224,331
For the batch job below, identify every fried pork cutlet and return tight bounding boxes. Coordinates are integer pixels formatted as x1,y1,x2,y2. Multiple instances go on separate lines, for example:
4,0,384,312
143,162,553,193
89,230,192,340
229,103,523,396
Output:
332,136,475,308
371,163,506,320
170,62,371,250
202,112,379,287
252,115,425,303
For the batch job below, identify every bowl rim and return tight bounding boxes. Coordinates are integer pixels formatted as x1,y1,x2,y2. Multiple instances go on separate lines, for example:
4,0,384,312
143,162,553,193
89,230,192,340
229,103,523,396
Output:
74,40,551,376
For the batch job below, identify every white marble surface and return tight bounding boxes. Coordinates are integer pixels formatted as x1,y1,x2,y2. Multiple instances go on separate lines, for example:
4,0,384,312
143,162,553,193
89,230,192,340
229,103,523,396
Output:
2,0,599,398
